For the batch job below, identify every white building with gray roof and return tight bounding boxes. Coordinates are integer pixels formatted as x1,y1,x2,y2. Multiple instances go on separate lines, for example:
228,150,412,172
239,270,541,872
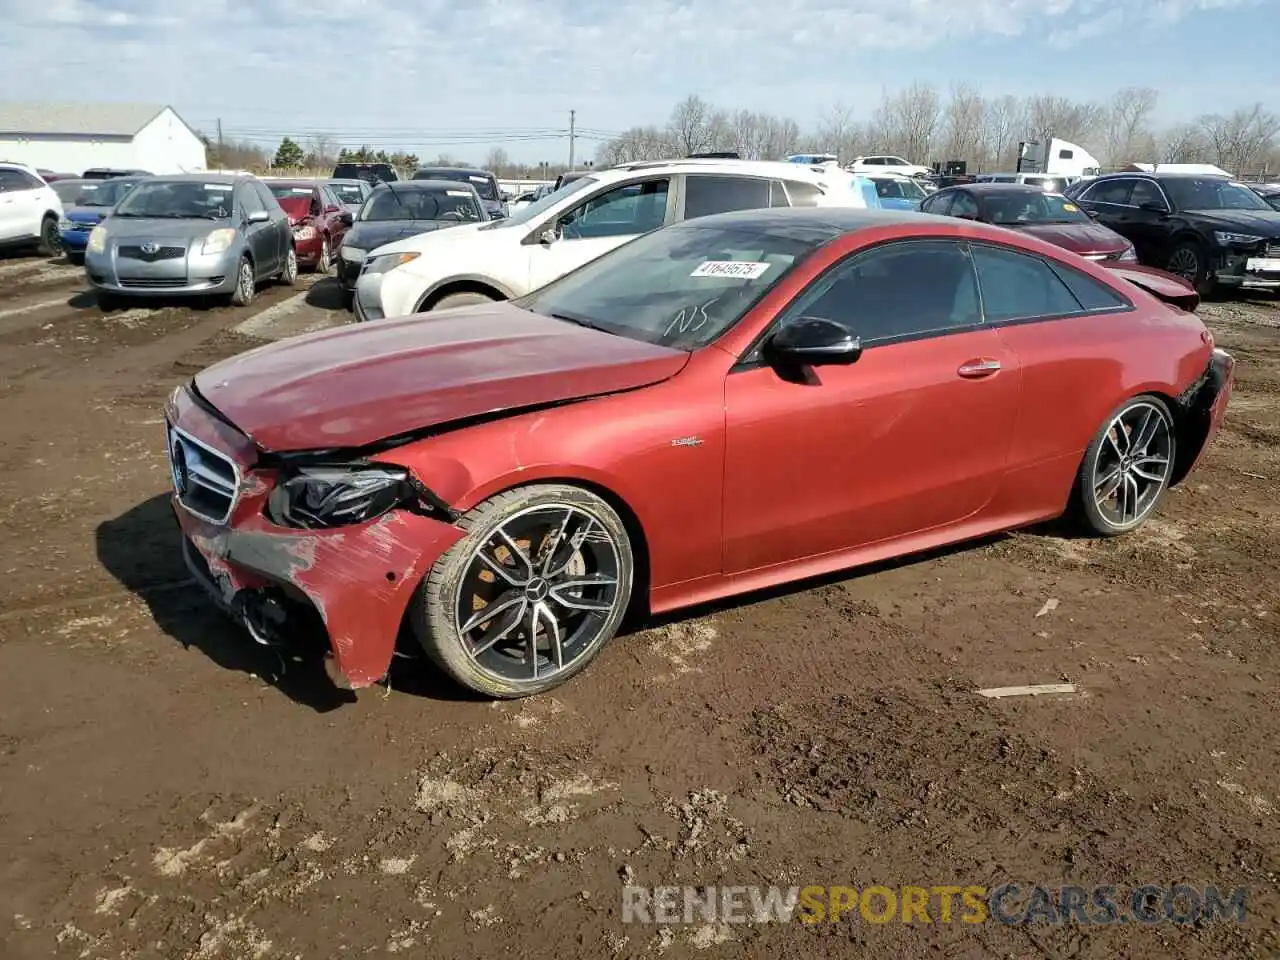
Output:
0,102,207,176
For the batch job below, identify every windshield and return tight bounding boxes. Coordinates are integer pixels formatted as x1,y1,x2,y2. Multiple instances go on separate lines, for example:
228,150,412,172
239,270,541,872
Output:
985,192,1090,225
80,178,139,207
481,175,597,229
415,170,499,201
871,177,926,200
329,182,366,204
517,218,832,349
113,180,235,219
1163,178,1271,211
360,186,483,222
52,180,91,204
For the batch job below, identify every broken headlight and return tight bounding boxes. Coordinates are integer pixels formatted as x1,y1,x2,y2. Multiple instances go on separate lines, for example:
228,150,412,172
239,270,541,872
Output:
267,465,412,529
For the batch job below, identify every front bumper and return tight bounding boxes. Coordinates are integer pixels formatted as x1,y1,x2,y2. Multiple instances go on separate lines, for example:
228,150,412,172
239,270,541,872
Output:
60,228,92,251
1213,246,1280,289
1176,347,1235,482
165,388,465,689
86,244,240,297
353,272,386,321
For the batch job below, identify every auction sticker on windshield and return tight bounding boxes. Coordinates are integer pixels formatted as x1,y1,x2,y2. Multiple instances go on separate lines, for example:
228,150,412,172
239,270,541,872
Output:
691,261,771,279
446,190,470,197
205,184,233,191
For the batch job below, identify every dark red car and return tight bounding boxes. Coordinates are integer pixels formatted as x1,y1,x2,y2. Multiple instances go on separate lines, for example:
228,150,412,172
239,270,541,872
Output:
922,182,1138,262
164,207,1232,699
264,179,352,273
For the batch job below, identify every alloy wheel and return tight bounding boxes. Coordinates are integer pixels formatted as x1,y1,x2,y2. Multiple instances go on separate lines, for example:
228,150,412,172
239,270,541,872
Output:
1091,400,1174,529
453,504,622,684
238,262,253,301
1167,247,1200,283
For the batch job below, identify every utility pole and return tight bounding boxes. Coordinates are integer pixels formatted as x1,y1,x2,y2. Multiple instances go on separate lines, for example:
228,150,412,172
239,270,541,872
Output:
215,118,224,164
568,109,576,171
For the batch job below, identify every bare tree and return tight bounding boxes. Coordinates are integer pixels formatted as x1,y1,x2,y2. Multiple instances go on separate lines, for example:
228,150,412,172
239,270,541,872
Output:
941,83,986,167
877,83,941,163
980,95,1023,170
1104,87,1159,166
1158,124,1209,164
814,101,858,161
670,94,713,155
1024,94,1105,147
484,147,511,177
1199,104,1280,175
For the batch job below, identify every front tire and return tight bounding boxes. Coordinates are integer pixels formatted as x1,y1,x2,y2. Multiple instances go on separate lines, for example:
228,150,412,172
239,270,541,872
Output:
1165,239,1213,297
1073,395,1176,536
66,251,84,266
428,291,498,312
414,484,635,698
38,216,61,257
229,256,255,307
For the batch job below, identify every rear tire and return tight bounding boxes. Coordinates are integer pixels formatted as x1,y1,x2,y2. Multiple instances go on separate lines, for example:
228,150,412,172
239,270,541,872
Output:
1165,239,1213,297
277,246,298,287
1072,394,1177,536
311,236,332,275
427,291,499,312
229,256,255,307
96,291,121,312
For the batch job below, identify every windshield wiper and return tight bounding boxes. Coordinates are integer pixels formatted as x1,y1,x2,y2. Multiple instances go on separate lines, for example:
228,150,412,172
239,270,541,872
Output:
547,311,615,334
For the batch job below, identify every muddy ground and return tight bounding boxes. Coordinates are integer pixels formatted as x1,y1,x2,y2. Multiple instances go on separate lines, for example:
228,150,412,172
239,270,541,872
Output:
0,250,1277,960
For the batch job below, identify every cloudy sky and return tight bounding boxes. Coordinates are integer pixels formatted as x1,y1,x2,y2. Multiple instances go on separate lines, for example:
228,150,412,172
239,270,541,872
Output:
0,0,1276,164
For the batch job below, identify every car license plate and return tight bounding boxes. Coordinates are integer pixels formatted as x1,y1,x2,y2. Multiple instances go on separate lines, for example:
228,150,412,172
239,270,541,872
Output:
1245,257,1280,272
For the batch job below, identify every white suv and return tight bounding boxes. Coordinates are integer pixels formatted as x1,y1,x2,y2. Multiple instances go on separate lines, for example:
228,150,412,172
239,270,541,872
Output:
846,155,932,178
0,162,64,255
353,158,879,321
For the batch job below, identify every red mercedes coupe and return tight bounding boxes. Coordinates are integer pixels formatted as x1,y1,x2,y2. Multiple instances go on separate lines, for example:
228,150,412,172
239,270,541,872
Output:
164,207,1234,698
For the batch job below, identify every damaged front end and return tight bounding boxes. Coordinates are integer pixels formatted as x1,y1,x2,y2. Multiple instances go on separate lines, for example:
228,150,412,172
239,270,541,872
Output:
165,384,466,690
1171,347,1235,485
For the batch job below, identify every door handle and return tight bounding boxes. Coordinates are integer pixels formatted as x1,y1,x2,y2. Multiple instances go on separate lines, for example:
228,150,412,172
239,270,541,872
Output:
957,358,1002,378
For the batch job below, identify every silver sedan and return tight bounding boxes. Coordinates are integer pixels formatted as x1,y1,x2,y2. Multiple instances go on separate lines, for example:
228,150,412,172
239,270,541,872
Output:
84,173,296,309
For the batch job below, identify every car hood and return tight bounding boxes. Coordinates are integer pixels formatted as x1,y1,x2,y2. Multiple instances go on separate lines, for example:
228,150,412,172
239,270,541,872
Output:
99,216,232,241
193,301,690,451
1183,209,1280,236
363,219,488,257
276,196,310,224
344,219,459,250
1011,220,1128,255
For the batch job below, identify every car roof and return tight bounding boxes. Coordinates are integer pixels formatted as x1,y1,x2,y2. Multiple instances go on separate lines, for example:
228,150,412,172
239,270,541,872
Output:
1093,171,1228,181
951,182,1056,195
327,177,368,185
263,178,319,188
141,172,246,184
603,157,856,183
374,179,477,192
413,166,494,177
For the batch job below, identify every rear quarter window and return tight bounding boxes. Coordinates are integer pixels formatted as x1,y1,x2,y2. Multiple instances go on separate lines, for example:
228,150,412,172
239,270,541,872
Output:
1049,262,1132,312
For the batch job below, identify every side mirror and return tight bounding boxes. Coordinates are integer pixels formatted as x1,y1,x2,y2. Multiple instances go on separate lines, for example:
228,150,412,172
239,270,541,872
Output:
762,317,862,368
245,209,270,224
537,224,561,244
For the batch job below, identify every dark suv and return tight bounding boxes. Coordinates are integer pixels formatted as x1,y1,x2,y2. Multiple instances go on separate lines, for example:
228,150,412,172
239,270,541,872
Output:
331,162,400,185
1073,172,1280,295
411,166,506,219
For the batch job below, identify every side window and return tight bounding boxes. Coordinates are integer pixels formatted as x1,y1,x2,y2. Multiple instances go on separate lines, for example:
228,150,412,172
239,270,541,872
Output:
0,168,39,192
786,240,981,344
1049,262,1131,312
922,191,954,215
783,180,823,207
246,181,272,214
561,178,669,239
1128,180,1167,210
769,180,790,207
683,175,772,219
950,192,979,218
971,244,1084,322
864,157,883,166
1058,149,1074,160
1082,179,1132,205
